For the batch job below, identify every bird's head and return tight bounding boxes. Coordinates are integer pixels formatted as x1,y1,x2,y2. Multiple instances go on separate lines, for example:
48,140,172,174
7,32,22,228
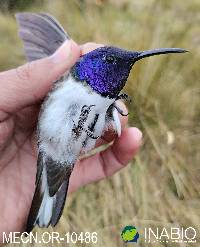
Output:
72,46,187,99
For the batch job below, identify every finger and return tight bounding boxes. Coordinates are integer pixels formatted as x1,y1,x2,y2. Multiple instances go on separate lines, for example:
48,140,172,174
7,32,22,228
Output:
80,42,104,55
69,127,142,193
0,40,80,112
15,104,40,131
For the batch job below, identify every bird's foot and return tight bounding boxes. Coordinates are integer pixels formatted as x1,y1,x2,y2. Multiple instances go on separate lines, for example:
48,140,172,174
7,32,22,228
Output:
116,93,132,103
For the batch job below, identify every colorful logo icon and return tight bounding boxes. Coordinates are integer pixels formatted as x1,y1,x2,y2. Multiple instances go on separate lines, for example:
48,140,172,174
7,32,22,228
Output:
121,225,139,243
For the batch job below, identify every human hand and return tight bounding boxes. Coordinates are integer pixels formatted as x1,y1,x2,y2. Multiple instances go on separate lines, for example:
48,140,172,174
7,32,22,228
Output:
0,40,142,241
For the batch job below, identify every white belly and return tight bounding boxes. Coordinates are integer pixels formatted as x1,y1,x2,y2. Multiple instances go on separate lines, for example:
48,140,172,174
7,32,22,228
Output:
38,75,114,163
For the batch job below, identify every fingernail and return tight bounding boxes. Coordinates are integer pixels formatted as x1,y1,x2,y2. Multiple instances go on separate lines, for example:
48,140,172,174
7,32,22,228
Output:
50,40,74,64
132,127,143,145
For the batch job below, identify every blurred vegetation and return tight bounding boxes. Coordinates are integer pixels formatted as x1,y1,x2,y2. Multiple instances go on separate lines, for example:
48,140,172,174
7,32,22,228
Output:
0,0,44,12
1,0,199,246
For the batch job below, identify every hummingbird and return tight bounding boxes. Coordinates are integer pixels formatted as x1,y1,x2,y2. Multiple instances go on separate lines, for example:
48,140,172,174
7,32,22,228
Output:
16,13,187,233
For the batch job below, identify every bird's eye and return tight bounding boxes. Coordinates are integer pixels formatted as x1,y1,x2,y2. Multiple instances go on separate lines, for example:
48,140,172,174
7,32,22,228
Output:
105,55,116,64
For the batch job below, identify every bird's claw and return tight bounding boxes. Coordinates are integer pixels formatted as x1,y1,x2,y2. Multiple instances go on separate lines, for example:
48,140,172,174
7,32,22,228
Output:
114,103,129,116
85,129,99,139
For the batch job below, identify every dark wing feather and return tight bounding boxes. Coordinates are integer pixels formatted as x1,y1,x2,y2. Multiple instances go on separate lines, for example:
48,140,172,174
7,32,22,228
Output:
45,156,72,197
45,157,74,226
15,12,69,61
25,151,74,232
25,151,44,233
51,180,69,226
35,151,43,186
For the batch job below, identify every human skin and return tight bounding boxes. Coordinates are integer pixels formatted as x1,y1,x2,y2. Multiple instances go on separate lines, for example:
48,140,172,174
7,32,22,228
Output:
0,40,142,244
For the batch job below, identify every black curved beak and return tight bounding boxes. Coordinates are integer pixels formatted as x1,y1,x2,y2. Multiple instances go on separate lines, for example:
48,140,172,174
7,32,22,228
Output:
134,48,188,61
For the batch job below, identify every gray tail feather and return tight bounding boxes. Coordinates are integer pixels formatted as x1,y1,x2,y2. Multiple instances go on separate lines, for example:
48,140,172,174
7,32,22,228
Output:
25,165,69,233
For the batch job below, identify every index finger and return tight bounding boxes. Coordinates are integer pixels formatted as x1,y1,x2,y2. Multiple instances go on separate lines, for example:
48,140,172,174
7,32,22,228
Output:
0,40,80,112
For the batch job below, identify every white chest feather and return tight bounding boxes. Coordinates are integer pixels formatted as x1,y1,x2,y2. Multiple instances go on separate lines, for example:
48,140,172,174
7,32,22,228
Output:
38,75,114,163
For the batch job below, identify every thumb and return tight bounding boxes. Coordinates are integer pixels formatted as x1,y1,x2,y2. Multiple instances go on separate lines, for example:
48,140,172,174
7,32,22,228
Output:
0,40,80,112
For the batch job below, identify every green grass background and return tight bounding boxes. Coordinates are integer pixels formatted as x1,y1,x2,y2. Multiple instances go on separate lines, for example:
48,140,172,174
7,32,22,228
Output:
0,0,199,246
